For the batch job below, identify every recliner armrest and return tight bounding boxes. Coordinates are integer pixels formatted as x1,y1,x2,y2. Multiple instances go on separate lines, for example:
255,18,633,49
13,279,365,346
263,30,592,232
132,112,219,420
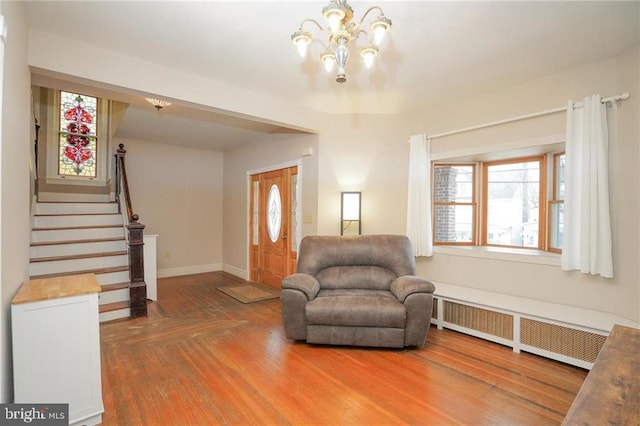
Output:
391,275,435,302
282,273,320,300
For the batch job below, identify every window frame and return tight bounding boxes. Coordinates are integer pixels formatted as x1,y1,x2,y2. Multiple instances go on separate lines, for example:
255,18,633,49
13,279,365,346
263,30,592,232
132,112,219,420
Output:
547,152,565,253
433,153,561,253
432,163,477,246
481,155,547,250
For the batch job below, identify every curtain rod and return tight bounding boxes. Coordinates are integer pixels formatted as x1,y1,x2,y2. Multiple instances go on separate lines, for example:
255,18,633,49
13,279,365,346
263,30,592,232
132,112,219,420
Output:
427,92,630,140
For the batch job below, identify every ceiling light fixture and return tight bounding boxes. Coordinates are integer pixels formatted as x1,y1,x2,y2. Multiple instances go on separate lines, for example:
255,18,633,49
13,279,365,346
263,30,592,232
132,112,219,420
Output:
145,97,172,111
291,0,392,84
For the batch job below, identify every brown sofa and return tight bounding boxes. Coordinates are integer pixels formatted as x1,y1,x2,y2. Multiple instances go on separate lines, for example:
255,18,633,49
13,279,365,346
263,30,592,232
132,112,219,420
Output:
280,234,436,348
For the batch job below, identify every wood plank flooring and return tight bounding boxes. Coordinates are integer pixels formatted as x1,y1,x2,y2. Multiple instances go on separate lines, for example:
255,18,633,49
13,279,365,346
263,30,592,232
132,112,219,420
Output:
100,272,587,425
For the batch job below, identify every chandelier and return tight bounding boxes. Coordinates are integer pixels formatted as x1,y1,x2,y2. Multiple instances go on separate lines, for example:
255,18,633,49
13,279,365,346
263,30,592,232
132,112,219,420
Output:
145,97,172,111
291,0,392,84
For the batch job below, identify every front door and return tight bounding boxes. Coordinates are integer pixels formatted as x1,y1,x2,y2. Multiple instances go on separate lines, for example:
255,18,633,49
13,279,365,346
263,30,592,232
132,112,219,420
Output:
250,166,298,288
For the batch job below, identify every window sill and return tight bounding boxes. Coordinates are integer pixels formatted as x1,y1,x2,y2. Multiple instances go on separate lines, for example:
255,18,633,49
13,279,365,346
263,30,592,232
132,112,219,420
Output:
45,176,109,187
433,245,560,266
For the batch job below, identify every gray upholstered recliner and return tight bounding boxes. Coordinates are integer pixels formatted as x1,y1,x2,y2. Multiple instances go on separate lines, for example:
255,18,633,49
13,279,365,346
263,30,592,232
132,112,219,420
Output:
280,234,436,348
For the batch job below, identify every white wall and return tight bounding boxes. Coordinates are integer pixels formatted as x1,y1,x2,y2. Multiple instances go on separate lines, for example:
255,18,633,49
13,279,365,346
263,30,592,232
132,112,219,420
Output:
222,133,319,277
121,138,224,277
0,0,31,403
314,47,640,325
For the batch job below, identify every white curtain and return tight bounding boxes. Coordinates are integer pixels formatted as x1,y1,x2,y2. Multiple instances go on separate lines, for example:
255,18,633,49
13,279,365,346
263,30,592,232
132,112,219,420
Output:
561,95,613,278
406,134,433,257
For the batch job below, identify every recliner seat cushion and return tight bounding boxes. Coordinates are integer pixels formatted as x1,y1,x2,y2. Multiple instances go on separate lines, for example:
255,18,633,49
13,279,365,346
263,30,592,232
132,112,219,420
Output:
306,294,406,328
316,289,396,299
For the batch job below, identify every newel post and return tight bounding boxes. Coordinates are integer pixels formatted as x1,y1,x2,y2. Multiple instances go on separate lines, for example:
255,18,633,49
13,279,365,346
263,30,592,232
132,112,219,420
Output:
127,214,147,318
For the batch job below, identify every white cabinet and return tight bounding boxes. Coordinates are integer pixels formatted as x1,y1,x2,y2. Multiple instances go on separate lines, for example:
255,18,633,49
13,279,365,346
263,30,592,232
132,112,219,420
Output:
12,274,104,425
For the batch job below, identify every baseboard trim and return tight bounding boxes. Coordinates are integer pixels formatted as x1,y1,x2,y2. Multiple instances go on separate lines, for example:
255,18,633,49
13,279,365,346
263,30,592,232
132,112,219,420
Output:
222,264,248,280
157,264,222,278
156,264,248,280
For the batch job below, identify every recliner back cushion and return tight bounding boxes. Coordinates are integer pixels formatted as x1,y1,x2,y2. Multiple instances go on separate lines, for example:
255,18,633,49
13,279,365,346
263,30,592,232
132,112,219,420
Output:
296,235,417,290
316,265,397,290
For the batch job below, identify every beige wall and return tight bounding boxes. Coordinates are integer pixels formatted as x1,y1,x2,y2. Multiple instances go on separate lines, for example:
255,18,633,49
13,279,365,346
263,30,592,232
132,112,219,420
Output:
121,138,224,276
617,44,640,326
27,29,324,136
222,133,319,276
417,47,639,324
316,113,415,236
0,1,31,402
314,47,640,324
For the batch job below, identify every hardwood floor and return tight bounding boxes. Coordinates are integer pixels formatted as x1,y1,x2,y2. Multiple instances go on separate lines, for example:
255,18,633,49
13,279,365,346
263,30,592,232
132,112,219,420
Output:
100,272,587,425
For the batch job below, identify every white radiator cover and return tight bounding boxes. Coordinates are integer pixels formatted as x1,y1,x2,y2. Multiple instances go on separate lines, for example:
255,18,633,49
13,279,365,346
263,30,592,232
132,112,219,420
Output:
431,281,638,370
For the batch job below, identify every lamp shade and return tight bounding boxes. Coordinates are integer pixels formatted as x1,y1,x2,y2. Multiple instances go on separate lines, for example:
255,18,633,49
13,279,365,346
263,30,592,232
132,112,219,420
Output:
321,51,336,72
322,1,347,32
371,15,392,45
145,98,172,110
360,44,378,68
341,192,361,235
342,192,360,221
291,30,312,57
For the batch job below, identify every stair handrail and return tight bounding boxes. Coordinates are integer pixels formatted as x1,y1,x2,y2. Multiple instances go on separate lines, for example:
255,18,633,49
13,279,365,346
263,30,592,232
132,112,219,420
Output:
115,143,135,223
114,143,147,318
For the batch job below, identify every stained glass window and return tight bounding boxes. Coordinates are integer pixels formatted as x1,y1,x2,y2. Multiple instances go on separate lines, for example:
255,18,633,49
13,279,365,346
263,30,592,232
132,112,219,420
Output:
58,91,98,177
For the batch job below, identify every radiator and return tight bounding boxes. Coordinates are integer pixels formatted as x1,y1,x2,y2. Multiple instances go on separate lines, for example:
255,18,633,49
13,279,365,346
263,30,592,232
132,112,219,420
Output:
431,298,608,369
520,317,606,364
443,300,513,340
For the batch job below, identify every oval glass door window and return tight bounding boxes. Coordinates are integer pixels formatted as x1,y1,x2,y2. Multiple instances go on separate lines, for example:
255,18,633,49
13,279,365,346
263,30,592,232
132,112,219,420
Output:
267,184,282,243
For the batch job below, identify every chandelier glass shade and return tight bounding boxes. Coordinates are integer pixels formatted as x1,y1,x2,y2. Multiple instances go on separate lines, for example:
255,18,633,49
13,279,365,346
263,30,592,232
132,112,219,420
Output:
291,0,392,84
145,97,172,111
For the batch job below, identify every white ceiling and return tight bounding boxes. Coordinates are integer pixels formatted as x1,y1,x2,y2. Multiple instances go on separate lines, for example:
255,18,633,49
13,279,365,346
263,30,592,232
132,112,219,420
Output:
25,1,640,150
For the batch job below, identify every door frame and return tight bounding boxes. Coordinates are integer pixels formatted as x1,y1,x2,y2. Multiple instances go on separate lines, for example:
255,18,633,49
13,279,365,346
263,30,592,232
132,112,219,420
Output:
246,160,302,282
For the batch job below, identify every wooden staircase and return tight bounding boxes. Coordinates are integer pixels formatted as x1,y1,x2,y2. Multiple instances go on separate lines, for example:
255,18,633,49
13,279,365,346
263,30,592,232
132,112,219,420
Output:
30,201,131,322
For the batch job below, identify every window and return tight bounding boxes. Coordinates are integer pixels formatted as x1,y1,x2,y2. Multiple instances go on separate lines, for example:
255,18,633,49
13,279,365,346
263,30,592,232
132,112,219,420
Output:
267,183,282,243
434,152,562,253
58,91,98,177
548,153,565,252
433,165,476,245
483,156,545,249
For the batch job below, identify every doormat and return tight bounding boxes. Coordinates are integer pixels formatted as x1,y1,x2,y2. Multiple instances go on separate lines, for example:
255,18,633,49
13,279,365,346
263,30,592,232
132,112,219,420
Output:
217,284,280,304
